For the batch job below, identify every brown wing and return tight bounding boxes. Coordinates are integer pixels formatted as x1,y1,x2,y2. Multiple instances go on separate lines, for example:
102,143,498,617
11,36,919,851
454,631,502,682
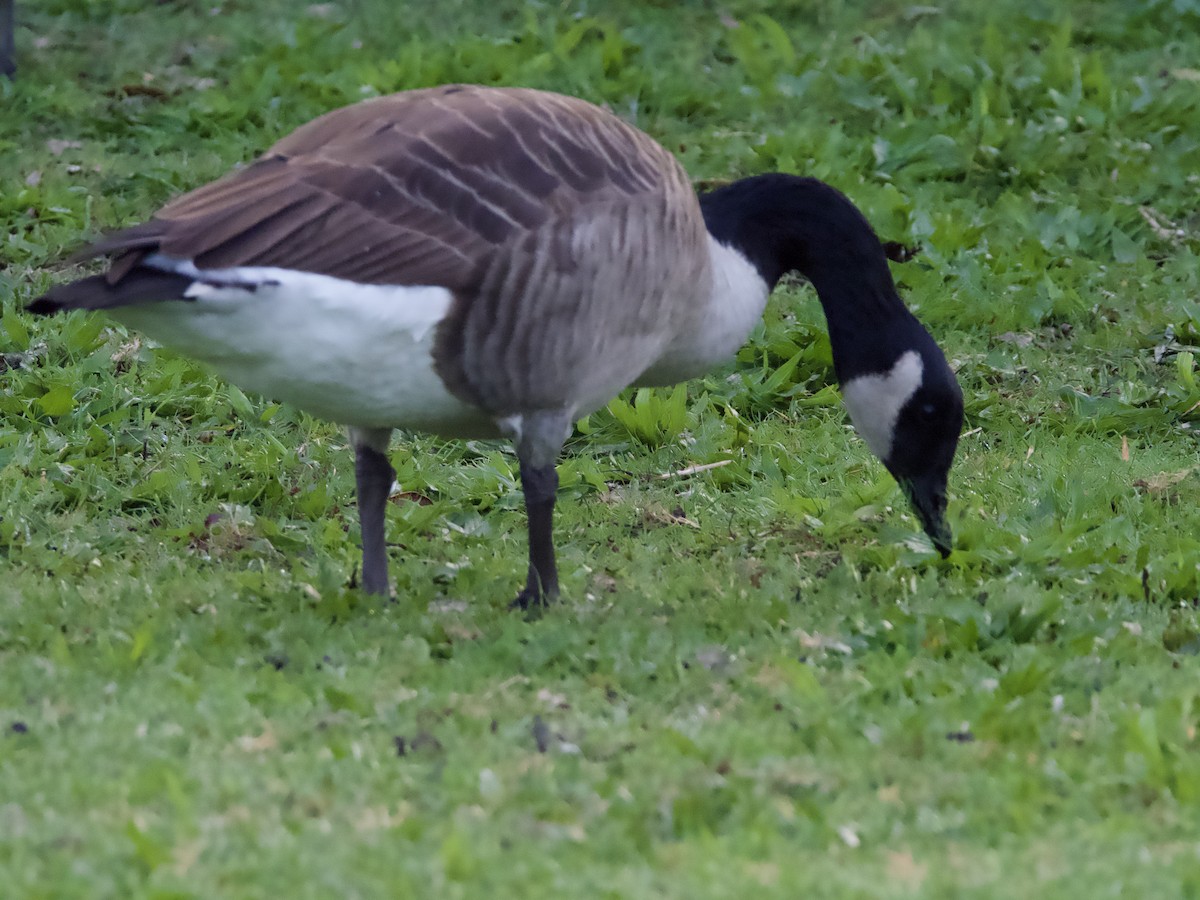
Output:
78,85,679,291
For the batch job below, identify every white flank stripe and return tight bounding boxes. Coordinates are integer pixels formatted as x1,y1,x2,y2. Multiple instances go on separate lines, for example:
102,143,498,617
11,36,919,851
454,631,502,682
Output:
841,350,924,461
112,256,493,436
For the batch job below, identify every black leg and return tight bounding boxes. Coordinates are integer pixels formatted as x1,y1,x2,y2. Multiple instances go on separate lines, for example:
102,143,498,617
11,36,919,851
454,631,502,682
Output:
354,440,395,596
511,459,559,609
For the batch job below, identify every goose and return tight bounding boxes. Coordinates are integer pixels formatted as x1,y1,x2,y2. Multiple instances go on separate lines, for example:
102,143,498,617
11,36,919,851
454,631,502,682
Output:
29,84,964,605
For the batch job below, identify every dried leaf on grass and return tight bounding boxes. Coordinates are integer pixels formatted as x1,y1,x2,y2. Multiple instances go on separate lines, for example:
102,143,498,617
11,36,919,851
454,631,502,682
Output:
1133,468,1196,496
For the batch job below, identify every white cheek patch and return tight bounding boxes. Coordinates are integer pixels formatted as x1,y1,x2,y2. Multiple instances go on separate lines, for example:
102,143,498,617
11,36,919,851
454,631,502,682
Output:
840,350,924,462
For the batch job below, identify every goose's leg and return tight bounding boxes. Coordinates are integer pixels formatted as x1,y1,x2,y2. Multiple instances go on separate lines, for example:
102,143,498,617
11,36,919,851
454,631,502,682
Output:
509,411,572,610
349,427,395,596
514,458,559,608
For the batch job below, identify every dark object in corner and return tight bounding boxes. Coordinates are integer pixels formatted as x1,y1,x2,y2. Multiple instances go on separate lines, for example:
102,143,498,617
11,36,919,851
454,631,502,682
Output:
0,0,14,78
882,240,919,263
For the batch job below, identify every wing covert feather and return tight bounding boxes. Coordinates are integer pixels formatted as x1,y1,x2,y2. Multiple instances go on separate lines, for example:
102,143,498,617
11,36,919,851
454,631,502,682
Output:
79,85,688,293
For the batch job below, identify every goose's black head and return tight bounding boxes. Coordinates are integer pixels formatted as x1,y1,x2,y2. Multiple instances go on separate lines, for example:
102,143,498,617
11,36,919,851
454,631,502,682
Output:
701,173,964,555
838,325,964,556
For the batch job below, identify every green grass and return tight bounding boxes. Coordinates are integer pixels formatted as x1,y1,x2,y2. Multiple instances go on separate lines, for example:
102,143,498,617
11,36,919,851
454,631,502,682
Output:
3,0,1200,896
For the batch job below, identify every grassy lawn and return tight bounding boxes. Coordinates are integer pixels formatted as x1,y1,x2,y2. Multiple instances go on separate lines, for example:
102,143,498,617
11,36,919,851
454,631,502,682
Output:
4,0,1200,895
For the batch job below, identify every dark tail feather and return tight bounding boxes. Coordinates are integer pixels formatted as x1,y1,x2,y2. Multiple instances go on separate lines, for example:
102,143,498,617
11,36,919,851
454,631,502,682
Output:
28,269,194,315
65,221,164,267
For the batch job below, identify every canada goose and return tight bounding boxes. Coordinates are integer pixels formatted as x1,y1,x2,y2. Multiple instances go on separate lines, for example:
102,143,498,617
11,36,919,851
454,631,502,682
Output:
29,84,964,605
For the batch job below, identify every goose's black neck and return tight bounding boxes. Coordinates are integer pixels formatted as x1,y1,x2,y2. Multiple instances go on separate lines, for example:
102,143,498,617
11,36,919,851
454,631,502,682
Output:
700,172,919,380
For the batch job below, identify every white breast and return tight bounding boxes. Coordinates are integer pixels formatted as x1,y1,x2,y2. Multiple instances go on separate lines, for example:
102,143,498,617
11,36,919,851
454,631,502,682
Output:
114,257,495,436
840,350,924,461
637,236,769,386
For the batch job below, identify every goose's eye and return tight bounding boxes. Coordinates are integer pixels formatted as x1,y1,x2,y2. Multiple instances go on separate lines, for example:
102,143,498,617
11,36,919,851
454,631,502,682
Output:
917,402,938,421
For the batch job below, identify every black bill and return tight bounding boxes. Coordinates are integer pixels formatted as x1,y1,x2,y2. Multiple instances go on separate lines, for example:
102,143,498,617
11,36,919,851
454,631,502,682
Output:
898,471,953,557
